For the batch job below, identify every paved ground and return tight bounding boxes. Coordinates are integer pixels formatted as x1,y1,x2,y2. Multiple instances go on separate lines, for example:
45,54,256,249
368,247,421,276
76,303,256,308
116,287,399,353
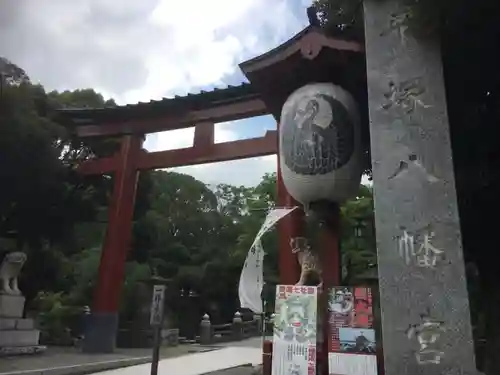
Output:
0,344,208,375
212,337,267,348
0,338,266,375
93,338,265,375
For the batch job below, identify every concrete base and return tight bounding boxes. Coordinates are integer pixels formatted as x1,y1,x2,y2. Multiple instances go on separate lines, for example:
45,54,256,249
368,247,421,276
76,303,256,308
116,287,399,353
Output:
0,294,25,318
0,345,46,357
162,328,179,347
82,311,119,353
0,317,34,330
0,317,16,330
16,318,34,330
0,329,40,347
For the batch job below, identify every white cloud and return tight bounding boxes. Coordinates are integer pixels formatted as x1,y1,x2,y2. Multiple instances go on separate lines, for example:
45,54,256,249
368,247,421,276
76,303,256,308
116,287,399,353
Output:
144,121,243,152
0,0,305,102
0,0,310,187
173,155,277,187
131,0,307,186
111,0,305,104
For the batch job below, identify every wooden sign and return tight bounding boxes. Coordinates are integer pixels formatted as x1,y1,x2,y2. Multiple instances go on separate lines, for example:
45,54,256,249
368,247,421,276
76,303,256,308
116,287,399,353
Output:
150,285,166,326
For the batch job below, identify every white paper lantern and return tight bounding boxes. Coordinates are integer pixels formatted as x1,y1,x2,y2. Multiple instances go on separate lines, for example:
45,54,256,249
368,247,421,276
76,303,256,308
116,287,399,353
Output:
279,83,363,207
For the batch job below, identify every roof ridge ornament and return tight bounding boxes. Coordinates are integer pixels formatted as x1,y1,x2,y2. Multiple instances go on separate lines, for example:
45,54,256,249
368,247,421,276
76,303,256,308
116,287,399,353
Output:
300,32,324,60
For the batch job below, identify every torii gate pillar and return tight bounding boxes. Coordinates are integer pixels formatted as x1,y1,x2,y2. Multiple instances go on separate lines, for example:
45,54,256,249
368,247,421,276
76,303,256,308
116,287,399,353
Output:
83,134,143,353
276,152,303,285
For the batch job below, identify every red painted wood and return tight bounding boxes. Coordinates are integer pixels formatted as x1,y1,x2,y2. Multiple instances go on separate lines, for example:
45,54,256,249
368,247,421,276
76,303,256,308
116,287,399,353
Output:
319,207,341,375
79,131,277,174
193,122,215,148
240,29,363,74
321,207,341,286
276,145,303,285
79,156,118,175
93,134,144,313
263,340,273,375
75,98,268,138
135,131,277,170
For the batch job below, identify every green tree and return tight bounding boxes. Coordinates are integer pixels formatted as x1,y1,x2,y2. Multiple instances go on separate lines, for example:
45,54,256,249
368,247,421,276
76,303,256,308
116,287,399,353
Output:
49,89,120,164
48,89,116,109
312,0,364,39
340,184,376,284
0,60,119,302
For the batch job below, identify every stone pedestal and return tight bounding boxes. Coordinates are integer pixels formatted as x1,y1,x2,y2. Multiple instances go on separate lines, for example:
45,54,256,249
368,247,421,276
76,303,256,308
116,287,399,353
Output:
0,294,46,356
0,295,25,317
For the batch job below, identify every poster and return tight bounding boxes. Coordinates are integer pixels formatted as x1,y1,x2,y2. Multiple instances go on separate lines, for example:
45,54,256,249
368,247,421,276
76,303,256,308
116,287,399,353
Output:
328,287,377,375
272,285,318,375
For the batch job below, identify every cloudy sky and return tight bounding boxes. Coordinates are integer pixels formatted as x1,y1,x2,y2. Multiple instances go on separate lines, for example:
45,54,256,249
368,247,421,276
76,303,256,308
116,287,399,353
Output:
1,0,314,186
1,0,316,186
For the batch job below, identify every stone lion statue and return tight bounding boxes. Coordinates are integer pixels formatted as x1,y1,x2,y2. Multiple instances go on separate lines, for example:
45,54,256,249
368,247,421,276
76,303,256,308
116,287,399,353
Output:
290,237,322,288
0,252,27,295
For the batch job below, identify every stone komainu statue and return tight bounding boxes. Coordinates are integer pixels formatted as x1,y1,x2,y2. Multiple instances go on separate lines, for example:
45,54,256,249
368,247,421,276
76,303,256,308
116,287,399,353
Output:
0,252,27,295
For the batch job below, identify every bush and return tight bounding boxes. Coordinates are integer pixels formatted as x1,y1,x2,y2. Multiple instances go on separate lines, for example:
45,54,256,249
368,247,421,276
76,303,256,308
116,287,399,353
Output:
34,291,83,346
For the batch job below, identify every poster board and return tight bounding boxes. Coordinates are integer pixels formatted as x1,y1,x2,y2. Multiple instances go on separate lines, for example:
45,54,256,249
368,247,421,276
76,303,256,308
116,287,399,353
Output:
328,287,377,375
272,285,318,375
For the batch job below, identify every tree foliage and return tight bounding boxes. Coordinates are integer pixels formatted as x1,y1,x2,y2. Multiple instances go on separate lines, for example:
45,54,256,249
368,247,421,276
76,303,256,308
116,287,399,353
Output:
313,0,364,40
0,60,116,300
311,0,467,40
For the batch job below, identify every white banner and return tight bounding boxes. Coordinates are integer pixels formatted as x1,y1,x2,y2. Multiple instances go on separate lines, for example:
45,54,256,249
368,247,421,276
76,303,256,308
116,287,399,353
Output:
238,207,297,314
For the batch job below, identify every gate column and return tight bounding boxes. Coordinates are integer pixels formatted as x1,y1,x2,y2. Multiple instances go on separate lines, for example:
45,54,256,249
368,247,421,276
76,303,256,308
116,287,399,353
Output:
83,134,143,353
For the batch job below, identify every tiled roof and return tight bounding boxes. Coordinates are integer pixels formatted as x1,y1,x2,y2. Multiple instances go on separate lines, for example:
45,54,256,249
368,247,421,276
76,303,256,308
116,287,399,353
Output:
56,82,258,124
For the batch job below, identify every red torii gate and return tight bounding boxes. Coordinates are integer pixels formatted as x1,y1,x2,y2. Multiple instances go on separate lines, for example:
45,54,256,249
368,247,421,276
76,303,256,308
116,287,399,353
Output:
56,26,365,354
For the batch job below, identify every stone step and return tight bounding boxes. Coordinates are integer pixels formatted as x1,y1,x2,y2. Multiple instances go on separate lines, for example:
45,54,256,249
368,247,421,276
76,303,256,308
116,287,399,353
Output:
0,317,34,330
0,329,40,347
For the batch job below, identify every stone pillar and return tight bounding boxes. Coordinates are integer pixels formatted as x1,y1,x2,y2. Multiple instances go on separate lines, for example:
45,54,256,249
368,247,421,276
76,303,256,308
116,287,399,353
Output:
232,311,243,341
83,134,143,353
253,313,263,334
199,314,211,345
363,1,477,374
184,291,199,342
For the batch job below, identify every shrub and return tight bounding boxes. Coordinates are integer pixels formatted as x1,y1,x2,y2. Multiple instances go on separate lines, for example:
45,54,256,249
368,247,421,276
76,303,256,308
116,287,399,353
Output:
34,291,83,346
